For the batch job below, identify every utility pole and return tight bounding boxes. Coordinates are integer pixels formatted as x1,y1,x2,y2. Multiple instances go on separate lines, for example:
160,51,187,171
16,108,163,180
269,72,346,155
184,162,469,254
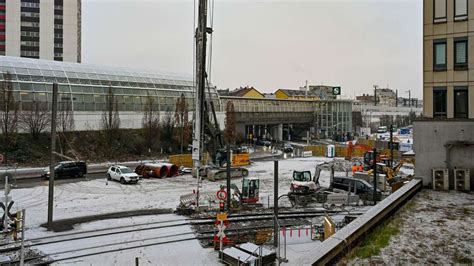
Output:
19,209,25,266
305,80,308,97
373,85,378,106
389,125,394,167
395,89,398,107
406,90,411,108
192,0,210,209
372,148,377,206
226,144,231,212
3,174,9,233
273,160,279,248
47,83,58,230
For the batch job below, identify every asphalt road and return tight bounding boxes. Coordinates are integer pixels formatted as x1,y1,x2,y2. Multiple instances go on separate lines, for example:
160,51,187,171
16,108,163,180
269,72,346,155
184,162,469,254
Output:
2,172,108,189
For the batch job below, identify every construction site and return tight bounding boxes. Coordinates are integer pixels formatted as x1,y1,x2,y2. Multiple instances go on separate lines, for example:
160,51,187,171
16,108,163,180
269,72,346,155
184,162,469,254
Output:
1,0,474,265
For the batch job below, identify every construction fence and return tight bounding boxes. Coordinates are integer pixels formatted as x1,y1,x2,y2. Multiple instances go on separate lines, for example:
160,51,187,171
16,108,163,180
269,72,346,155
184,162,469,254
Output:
169,153,250,168
303,144,399,160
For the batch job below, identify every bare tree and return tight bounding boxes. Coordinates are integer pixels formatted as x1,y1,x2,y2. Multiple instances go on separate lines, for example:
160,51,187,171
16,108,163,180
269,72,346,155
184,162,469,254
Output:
18,101,51,140
0,72,19,163
101,87,120,145
58,100,75,133
175,94,190,154
142,94,160,149
160,106,175,154
56,100,79,159
224,101,236,144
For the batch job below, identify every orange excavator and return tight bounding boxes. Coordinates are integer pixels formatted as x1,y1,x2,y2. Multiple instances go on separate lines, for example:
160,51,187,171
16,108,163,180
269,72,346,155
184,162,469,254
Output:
346,142,388,169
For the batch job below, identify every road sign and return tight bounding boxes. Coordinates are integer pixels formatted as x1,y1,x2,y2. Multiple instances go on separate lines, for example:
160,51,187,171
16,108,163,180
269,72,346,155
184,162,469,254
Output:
216,189,227,201
216,212,227,221
217,230,226,238
332,87,341,96
0,154,4,163
217,223,227,232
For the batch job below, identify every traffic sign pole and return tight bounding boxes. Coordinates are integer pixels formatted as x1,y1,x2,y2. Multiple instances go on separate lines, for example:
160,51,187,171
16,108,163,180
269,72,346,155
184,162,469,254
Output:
3,175,8,233
219,220,223,252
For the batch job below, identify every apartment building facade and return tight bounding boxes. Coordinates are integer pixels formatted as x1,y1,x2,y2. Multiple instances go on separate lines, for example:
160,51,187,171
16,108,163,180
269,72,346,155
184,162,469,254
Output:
1,0,81,62
416,0,474,189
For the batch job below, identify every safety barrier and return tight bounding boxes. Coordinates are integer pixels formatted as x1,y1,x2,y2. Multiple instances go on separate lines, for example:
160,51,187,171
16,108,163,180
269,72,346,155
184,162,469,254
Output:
303,179,422,265
169,153,210,168
233,153,251,166
303,144,399,160
169,153,250,167
179,191,216,206
357,139,376,148
304,145,326,156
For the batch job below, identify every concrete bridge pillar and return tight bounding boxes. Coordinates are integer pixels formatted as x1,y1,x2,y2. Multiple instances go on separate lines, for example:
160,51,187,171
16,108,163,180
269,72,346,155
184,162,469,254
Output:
288,124,292,141
275,124,283,141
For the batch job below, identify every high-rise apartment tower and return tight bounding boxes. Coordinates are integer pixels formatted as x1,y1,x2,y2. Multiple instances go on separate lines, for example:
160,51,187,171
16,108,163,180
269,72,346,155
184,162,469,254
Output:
0,0,81,62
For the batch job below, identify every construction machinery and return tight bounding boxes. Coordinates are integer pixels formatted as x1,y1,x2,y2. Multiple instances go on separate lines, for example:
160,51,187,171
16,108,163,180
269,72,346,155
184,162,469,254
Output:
230,177,260,204
363,150,389,169
290,170,320,195
368,158,411,184
353,158,413,192
287,160,353,207
345,142,390,169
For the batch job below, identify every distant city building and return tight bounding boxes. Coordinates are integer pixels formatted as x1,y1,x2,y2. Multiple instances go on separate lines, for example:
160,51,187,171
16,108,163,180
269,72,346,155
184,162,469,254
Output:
1,0,81,62
217,87,264,98
397,97,421,108
275,84,338,100
262,93,275,99
354,88,421,108
355,94,375,105
275,88,320,100
415,0,474,188
304,85,337,100
375,88,397,107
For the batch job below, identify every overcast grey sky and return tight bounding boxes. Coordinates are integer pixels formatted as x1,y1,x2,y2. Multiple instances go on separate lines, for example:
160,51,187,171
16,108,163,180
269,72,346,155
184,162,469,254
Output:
82,0,422,98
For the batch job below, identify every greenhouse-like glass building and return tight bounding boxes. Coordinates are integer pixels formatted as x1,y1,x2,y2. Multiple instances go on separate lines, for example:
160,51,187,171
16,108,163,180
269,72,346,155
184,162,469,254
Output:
0,56,221,113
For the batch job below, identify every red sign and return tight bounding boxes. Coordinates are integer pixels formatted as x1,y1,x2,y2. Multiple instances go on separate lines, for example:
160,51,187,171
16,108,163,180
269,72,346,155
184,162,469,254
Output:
216,189,227,200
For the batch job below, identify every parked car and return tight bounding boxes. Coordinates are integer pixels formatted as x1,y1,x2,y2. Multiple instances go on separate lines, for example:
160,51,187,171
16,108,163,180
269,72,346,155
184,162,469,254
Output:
256,139,271,147
282,143,294,153
107,165,139,184
42,161,87,179
331,176,382,201
239,146,250,153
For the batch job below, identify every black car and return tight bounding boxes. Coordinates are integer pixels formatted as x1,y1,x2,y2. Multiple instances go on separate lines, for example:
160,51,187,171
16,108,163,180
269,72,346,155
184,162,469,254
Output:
331,176,382,201
256,139,271,147
282,144,294,153
42,161,87,179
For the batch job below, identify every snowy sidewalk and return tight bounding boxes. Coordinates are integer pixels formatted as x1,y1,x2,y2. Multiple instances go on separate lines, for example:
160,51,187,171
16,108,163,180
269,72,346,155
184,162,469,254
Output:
346,189,474,264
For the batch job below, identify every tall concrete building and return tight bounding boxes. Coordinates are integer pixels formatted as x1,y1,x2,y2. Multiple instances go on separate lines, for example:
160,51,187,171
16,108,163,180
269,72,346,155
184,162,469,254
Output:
0,0,81,62
416,0,473,189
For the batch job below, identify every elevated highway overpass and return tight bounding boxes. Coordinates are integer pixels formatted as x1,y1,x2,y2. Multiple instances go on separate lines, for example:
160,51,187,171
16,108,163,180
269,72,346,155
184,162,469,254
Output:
220,96,353,141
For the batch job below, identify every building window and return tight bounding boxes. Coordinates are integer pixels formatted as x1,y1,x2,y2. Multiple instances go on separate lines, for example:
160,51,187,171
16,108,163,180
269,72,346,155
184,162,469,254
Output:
454,37,468,70
433,39,447,71
434,0,447,23
454,0,468,21
454,87,468,118
433,88,447,118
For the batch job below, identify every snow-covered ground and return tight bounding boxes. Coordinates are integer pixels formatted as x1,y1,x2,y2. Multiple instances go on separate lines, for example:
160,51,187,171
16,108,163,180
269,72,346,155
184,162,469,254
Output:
347,189,474,264
4,156,344,265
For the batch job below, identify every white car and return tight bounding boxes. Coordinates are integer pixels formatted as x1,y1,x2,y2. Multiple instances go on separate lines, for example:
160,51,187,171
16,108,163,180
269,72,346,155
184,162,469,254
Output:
107,165,139,184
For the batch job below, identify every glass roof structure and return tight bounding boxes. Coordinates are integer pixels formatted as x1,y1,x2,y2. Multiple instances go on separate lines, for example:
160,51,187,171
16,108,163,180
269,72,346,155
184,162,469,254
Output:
0,56,220,112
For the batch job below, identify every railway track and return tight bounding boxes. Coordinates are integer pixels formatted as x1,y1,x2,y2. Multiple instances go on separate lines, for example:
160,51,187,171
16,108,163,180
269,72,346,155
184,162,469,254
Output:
2,209,364,264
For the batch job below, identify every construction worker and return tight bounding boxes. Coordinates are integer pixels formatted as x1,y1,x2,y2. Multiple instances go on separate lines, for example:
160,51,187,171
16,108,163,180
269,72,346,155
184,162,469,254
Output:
357,163,363,172
352,164,357,175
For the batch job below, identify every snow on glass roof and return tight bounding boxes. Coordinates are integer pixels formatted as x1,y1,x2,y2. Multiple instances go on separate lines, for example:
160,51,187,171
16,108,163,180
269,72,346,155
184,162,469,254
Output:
0,56,195,88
